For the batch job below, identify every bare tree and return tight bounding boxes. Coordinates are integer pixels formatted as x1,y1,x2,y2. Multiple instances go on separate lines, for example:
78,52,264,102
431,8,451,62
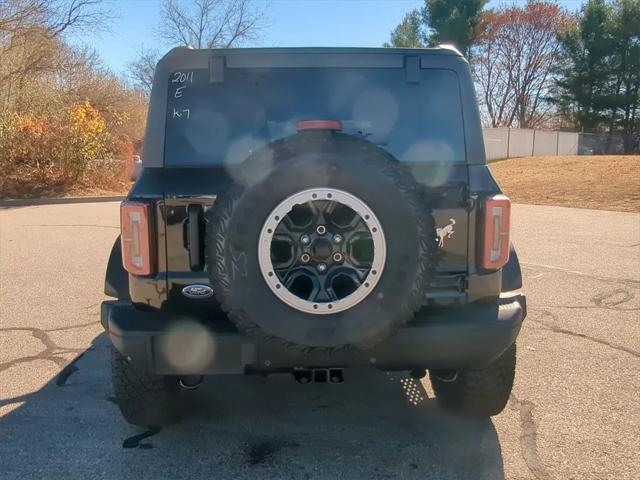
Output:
473,1,571,128
45,0,112,36
158,0,267,49
474,11,514,127
1,1,111,92
126,46,160,95
127,0,268,94
0,1,111,37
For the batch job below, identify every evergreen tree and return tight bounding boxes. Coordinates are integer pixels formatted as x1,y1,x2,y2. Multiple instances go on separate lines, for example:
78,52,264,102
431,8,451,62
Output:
555,0,639,142
384,0,486,56
608,0,640,139
383,9,425,48
422,0,487,56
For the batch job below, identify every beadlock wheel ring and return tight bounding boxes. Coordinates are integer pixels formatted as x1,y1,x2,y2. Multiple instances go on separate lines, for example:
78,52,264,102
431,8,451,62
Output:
258,188,387,315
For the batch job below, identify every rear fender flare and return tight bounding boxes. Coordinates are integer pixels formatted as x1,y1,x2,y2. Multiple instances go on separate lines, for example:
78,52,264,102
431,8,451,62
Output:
501,244,522,292
105,236,130,300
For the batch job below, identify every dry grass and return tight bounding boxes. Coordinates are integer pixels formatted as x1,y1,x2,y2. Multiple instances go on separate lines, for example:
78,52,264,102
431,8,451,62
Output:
490,155,640,213
0,159,133,199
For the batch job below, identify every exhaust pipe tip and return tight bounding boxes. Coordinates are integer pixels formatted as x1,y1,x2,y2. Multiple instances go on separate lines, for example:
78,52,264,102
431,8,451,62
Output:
432,370,458,383
179,375,203,390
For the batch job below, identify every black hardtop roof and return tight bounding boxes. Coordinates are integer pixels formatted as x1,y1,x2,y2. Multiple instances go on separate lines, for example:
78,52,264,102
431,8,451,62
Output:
163,45,463,58
156,45,466,72
155,46,467,77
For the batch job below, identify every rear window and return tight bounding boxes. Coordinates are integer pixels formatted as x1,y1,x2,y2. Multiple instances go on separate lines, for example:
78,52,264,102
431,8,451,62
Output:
164,67,465,166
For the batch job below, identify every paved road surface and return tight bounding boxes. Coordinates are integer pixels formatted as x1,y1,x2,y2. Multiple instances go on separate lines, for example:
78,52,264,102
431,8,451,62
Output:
0,202,638,479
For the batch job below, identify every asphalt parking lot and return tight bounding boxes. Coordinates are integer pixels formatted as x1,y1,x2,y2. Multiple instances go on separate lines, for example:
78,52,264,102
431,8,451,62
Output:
1,201,638,479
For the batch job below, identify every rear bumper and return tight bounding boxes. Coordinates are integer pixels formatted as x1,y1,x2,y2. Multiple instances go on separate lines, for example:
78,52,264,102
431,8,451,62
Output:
101,294,526,375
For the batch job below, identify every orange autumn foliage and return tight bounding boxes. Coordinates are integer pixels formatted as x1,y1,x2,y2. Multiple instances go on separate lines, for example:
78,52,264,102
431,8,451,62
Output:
0,101,137,198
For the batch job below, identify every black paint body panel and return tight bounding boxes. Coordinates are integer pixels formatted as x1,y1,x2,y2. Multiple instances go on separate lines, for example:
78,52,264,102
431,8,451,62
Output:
103,294,525,374
102,47,526,373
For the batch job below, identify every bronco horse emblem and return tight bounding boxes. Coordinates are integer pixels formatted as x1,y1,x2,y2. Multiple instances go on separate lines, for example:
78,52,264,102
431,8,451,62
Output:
436,218,456,248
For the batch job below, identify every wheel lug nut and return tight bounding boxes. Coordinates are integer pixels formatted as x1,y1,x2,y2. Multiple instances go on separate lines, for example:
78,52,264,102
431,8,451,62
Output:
333,234,343,244
332,252,344,263
301,235,310,245
316,225,327,235
317,263,327,273
301,253,311,263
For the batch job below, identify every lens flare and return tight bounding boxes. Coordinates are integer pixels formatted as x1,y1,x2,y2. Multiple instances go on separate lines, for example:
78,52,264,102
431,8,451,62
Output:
158,319,216,372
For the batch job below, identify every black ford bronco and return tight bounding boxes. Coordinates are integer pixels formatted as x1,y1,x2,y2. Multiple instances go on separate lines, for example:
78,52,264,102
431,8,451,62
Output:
102,47,526,426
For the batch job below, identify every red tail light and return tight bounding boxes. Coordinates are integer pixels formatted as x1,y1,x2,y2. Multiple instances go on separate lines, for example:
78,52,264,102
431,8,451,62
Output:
480,195,511,270
120,201,155,276
297,120,342,131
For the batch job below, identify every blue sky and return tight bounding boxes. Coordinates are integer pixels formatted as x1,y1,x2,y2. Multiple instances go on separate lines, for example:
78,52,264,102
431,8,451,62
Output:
87,0,586,76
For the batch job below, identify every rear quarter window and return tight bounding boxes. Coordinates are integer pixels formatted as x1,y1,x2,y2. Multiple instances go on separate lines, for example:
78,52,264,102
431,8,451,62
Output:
164,67,465,166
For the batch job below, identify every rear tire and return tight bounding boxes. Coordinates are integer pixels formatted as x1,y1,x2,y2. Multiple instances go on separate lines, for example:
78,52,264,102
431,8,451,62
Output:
110,347,179,426
430,343,516,418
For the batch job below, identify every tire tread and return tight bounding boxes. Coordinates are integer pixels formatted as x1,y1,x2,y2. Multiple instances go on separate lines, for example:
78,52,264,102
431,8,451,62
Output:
206,136,437,351
110,347,178,426
430,343,516,417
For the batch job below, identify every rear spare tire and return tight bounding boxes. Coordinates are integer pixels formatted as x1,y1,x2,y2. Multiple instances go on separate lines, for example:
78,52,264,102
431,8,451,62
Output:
207,134,436,350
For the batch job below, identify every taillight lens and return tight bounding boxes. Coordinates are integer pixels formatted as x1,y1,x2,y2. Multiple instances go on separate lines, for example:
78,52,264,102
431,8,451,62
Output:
480,195,511,270
120,201,155,276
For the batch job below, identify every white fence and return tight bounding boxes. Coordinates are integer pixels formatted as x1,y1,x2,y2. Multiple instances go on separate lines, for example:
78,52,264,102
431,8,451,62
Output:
483,128,579,161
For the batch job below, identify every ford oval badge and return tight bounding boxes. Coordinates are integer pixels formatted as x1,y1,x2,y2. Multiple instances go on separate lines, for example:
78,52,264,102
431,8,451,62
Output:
182,284,214,299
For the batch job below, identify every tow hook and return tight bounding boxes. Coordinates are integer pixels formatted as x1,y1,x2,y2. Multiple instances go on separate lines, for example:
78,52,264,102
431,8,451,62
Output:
293,368,344,384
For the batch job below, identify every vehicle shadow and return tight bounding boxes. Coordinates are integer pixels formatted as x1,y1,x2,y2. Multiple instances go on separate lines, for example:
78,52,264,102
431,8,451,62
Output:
0,333,504,480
